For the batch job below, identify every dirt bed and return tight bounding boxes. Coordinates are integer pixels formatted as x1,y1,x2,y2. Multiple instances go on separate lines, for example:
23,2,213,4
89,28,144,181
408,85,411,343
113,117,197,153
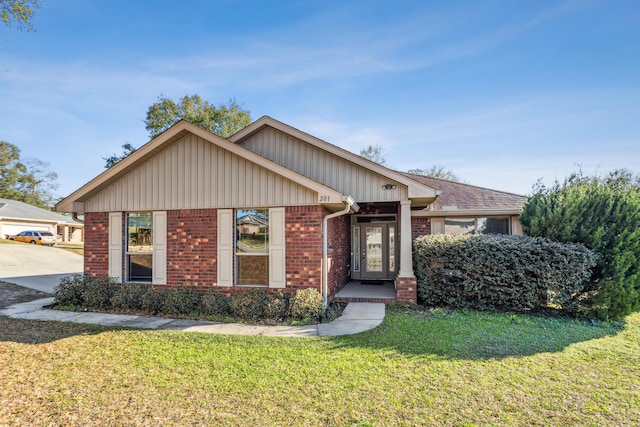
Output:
0,281,51,310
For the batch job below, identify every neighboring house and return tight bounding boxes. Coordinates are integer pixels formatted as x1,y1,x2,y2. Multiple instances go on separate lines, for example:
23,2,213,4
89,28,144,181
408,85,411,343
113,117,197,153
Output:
0,198,84,243
55,117,524,303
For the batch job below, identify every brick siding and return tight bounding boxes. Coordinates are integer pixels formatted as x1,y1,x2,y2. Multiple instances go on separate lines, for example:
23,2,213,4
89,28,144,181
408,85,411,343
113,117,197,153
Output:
285,205,323,294
167,209,217,287
327,213,350,295
83,212,111,278
411,216,431,240
83,206,337,298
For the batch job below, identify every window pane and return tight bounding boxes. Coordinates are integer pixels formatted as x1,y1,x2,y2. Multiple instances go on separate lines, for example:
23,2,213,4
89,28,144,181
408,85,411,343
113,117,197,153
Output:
237,255,269,285
128,254,152,282
389,225,395,271
483,217,510,234
353,227,360,272
127,212,153,252
366,226,383,272
236,209,269,253
444,218,476,235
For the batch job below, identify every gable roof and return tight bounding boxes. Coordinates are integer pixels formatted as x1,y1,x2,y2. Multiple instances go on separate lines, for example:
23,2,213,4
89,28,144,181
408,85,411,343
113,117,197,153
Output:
402,173,525,215
0,198,82,225
229,116,438,201
56,120,347,213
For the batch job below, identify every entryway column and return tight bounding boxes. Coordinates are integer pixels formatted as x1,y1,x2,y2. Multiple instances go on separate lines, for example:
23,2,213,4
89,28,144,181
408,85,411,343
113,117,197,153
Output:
399,200,413,277
396,200,417,303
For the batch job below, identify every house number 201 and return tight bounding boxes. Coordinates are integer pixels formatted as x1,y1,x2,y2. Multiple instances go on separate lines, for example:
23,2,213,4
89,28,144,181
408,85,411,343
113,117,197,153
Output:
319,195,330,202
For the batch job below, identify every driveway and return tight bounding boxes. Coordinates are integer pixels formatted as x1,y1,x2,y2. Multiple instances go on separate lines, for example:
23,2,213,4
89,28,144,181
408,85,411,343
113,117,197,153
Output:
0,244,83,293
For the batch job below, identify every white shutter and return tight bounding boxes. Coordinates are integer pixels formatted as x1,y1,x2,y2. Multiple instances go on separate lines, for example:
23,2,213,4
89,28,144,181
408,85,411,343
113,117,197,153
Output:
217,209,233,287
152,211,167,285
108,212,123,282
431,218,444,235
269,207,286,288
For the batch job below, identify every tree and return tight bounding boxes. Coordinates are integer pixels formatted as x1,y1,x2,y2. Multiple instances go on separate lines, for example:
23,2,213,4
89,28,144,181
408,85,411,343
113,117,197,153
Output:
103,143,137,169
20,157,59,207
520,169,640,320
0,141,58,208
408,165,461,182
144,95,251,139
359,143,387,166
1,0,40,31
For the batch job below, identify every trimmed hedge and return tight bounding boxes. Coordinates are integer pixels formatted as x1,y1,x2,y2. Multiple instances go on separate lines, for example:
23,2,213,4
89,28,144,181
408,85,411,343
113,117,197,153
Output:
414,234,596,313
53,276,334,323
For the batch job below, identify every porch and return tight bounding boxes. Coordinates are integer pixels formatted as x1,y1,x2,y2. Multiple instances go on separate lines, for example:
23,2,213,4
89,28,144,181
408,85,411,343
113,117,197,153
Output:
332,280,396,303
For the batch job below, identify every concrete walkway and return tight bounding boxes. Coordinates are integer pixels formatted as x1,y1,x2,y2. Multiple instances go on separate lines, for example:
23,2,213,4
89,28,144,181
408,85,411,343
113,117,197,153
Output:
1,299,386,337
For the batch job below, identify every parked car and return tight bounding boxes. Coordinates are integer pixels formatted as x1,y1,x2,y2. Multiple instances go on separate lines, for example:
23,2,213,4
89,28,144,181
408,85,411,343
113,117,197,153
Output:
9,230,56,246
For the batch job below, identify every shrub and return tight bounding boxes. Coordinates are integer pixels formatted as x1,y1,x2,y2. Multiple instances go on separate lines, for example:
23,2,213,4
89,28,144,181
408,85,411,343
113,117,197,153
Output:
83,276,119,309
199,289,231,316
230,288,269,321
521,169,640,319
264,291,291,320
54,274,87,306
141,287,164,314
111,282,149,310
414,234,596,313
290,288,324,320
161,285,202,316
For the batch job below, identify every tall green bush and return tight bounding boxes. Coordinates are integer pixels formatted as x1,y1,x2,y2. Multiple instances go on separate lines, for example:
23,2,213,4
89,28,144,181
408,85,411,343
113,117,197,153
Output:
414,234,595,313
520,169,640,319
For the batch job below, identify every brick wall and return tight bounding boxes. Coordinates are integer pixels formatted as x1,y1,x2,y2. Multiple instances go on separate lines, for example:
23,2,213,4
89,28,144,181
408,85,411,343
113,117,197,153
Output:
84,212,111,278
85,206,328,297
411,216,431,240
167,209,217,287
395,276,417,303
327,213,350,295
285,205,323,293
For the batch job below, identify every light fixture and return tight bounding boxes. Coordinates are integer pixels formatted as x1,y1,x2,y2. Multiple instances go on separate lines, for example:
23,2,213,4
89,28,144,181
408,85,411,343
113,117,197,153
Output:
381,183,396,190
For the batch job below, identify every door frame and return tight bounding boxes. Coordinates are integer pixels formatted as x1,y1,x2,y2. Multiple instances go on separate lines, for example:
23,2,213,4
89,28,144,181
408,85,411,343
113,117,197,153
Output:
350,214,397,281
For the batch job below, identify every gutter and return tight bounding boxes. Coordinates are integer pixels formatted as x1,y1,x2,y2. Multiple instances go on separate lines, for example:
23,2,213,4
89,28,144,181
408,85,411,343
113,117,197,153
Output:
322,195,358,306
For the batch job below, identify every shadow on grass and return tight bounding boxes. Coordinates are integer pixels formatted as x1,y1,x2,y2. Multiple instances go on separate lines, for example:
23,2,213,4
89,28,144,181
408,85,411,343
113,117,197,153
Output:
328,306,625,360
0,317,120,345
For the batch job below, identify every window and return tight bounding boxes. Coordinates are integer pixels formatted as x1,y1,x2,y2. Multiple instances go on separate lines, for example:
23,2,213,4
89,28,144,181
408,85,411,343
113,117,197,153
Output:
235,209,269,286
444,217,510,235
126,212,153,282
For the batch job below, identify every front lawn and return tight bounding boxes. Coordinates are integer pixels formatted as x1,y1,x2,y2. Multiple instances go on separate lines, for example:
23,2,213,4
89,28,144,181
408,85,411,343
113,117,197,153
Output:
1,307,638,426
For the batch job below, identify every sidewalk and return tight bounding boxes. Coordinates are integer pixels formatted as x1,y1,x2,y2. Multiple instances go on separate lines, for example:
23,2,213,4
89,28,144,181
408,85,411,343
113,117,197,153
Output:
1,299,386,337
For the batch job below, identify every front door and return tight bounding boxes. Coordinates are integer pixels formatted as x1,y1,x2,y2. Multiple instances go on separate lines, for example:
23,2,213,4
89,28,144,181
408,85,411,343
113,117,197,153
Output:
351,218,397,281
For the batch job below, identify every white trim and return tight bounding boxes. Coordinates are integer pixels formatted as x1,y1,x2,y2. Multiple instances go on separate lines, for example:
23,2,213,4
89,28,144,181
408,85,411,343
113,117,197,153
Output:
108,212,122,282
268,207,286,288
217,209,234,287
413,209,522,217
152,211,167,285
398,200,414,277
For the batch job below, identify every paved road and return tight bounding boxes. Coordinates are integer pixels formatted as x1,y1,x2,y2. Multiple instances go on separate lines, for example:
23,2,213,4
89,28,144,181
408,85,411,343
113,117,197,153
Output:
0,244,82,293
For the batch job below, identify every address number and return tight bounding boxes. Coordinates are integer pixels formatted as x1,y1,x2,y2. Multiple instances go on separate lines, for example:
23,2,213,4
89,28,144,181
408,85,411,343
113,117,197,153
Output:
319,195,331,202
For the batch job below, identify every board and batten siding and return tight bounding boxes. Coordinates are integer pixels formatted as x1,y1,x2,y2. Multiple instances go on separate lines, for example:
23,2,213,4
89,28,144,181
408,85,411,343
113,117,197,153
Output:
83,134,317,212
238,127,408,203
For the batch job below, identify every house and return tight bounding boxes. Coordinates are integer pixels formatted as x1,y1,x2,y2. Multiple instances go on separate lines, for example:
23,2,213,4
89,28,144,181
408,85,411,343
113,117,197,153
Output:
55,116,524,303
0,197,84,243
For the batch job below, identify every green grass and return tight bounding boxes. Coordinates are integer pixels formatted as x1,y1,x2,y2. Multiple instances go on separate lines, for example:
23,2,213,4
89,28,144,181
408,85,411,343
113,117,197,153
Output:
1,307,638,426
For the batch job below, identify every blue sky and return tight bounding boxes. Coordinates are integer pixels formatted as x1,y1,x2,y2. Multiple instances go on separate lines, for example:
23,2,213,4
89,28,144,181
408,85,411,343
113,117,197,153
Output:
1,0,639,197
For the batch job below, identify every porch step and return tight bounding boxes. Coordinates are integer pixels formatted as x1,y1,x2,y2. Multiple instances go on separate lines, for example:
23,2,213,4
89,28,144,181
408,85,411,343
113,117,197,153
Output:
332,280,396,304
332,296,396,304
